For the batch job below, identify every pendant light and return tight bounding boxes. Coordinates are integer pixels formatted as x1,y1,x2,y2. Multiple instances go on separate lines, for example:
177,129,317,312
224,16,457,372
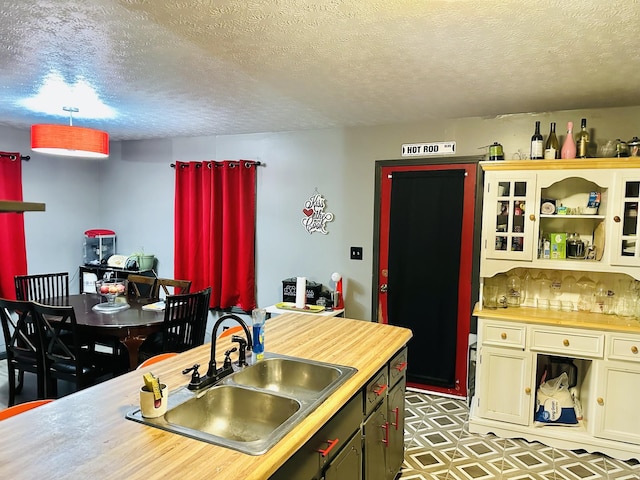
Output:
31,107,109,159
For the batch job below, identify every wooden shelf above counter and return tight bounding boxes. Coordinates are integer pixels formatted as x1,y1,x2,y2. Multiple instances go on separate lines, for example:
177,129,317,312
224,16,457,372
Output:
0,200,45,213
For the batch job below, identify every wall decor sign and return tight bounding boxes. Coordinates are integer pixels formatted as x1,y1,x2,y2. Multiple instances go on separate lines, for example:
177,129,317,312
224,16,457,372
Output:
401,141,456,157
302,189,334,234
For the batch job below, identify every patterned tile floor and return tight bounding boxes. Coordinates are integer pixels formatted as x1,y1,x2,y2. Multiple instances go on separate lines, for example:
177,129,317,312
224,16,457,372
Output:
401,389,640,480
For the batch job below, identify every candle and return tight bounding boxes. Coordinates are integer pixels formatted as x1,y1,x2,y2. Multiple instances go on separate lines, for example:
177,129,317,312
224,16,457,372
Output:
295,277,306,309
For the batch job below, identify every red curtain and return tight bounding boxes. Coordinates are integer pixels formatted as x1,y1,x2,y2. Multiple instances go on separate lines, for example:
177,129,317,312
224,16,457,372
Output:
0,152,28,299
174,160,257,311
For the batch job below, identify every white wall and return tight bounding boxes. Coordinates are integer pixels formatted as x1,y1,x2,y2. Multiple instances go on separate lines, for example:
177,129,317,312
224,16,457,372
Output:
4,106,639,320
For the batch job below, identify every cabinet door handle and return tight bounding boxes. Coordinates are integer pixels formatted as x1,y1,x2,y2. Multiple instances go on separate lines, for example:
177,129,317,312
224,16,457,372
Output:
501,332,507,340
597,397,604,405
632,345,638,354
381,422,389,446
394,361,408,372
563,339,570,347
529,214,536,221
525,387,531,394
391,407,400,430
317,438,339,457
614,216,621,223
374,384,388,396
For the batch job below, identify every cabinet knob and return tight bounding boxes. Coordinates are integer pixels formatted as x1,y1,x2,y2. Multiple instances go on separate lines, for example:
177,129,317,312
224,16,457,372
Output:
614,216,621,223
597,397,604,405
525,387,531,394
501,332,507,340
563,339,570,347
632,346,638,354
529,214,536,221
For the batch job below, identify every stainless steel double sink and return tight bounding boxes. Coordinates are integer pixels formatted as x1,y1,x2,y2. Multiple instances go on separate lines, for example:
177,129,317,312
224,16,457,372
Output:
126,352,357,455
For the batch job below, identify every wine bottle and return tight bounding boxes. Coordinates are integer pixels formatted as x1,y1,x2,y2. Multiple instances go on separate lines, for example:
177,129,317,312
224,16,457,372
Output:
544,122,559,159
561,121,576,159
575,118,589,158
530,121,543,159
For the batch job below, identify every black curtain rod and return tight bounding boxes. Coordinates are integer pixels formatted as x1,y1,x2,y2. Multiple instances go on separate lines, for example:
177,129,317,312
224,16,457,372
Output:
170,161,263,168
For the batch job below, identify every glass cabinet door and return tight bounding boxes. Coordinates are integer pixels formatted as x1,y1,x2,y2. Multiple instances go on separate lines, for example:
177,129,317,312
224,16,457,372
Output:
612,177,640,266
483,173,537,261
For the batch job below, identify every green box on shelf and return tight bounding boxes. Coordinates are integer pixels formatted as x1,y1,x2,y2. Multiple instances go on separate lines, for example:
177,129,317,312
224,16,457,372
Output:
549,233,567,259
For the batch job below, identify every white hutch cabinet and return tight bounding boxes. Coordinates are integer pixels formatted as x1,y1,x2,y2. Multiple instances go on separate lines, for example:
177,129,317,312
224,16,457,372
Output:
470,159,640,461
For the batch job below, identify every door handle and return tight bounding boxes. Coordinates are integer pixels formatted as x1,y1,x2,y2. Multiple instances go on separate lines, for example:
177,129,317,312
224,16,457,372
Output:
391,407,400,430
381,421,389,446
374,384,388,396
380,283,388,293
394,361,408,372
317,438,339,457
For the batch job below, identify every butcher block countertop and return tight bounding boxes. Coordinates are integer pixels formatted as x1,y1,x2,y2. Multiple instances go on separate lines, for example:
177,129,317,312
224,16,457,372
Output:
473,303,640,334
0,313,412,479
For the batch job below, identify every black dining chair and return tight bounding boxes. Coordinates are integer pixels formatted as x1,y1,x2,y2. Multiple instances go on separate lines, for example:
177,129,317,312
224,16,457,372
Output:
31,302,113,396
14,272,69,302
194,287,212,347
138,287,211,363
0,298,48,406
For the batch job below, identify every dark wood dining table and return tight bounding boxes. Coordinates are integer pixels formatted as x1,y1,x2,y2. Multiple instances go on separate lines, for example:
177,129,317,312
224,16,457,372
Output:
41,294,165,371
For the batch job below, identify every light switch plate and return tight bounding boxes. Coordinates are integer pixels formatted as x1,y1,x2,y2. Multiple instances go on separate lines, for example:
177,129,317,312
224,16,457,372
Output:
350,246,363,260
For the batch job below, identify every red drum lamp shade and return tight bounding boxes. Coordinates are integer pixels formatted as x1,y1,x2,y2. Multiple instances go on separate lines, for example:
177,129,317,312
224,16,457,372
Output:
31,124,109,158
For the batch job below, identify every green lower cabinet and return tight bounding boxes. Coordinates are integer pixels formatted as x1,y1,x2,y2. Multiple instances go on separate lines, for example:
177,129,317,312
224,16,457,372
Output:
270,346,408,480
323,430,363,480
270,392,363,480
386,377,406,480
364,355,407,480
363,397,388,480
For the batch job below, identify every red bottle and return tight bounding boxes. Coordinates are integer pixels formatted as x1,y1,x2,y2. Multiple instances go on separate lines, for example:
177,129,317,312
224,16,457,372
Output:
561,121,576,159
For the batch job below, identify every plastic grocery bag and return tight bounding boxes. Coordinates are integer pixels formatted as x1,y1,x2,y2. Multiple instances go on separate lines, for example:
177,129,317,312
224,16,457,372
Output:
534,372,578,426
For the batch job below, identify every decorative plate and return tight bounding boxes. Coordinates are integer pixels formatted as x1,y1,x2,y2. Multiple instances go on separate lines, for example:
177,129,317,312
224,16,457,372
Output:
541,201,556,214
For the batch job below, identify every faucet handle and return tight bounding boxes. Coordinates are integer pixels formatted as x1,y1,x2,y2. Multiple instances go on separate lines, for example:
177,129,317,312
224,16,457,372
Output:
223,347,238,369
182,364,201,387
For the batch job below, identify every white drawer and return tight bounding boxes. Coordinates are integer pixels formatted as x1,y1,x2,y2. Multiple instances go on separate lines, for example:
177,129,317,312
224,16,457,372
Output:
608,334,640,363
530,327,604,358
482,322,526,348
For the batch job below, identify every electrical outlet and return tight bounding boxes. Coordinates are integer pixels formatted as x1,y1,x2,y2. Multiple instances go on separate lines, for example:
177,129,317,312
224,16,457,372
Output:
350,246,363,260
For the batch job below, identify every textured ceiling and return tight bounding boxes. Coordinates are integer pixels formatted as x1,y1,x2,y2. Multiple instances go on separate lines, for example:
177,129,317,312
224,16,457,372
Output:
0,0,638,141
